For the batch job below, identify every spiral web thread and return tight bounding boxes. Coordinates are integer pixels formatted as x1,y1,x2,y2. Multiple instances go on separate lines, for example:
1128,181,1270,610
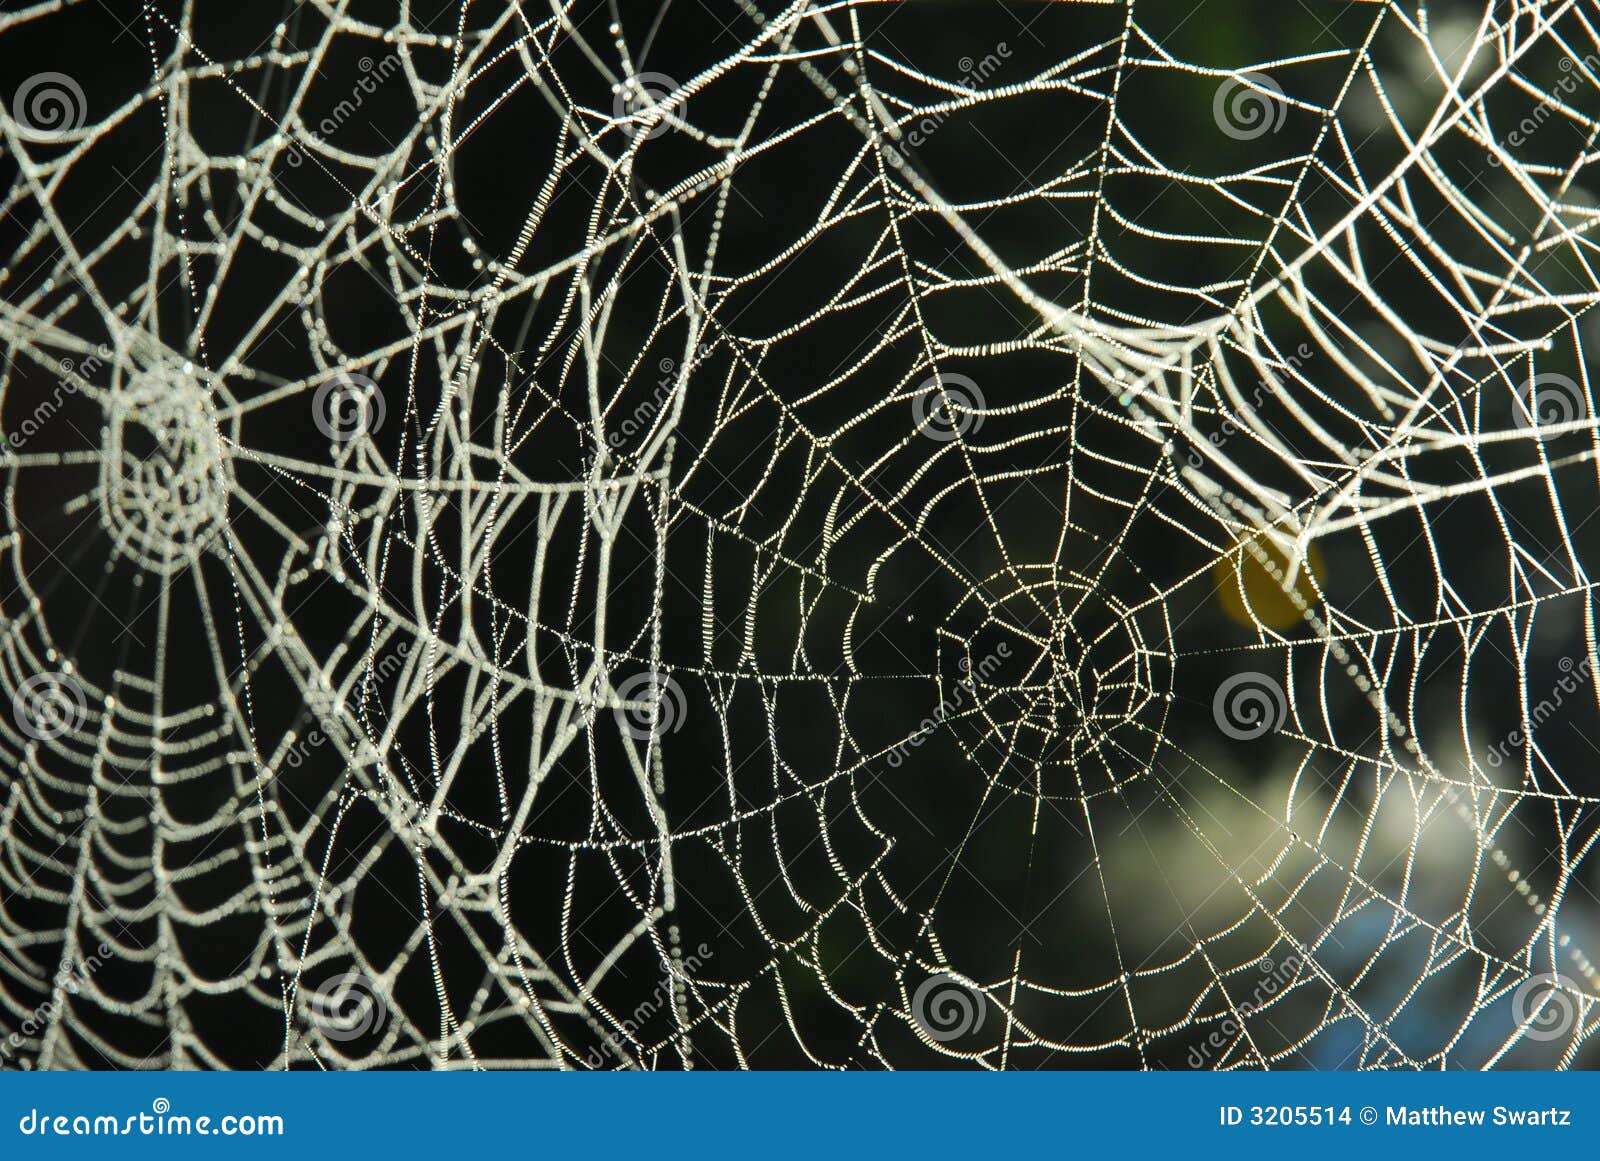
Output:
2,0,1600,1069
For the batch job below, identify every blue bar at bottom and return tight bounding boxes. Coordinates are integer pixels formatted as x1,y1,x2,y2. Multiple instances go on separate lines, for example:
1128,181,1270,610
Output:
1,1071,1595,1157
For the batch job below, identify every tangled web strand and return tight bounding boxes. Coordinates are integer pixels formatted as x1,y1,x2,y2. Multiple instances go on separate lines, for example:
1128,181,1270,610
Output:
1,0,1599,1070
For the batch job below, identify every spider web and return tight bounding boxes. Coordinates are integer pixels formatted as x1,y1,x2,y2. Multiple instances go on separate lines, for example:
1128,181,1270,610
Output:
2,0,1600,1070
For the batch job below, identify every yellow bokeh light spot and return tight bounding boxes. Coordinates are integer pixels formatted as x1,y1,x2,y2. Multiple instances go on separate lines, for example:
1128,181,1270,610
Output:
1213,531,1325,630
